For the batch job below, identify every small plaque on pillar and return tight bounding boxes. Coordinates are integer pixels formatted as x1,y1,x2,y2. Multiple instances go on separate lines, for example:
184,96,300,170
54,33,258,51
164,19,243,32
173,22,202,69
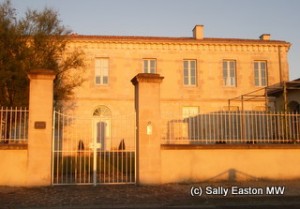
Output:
34,121,46,129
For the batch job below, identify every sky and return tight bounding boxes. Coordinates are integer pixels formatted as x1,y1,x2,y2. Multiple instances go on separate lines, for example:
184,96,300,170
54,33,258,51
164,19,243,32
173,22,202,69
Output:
8,0,300,80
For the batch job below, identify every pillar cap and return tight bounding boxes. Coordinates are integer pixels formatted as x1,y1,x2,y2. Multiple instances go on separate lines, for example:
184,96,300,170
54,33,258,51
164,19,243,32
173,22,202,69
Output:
28,69,56,80
131,73,164,85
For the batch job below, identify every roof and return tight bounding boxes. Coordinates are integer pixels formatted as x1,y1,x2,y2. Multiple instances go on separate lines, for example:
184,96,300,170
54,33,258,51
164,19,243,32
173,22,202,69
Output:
267,80,300,96
68,34,290,46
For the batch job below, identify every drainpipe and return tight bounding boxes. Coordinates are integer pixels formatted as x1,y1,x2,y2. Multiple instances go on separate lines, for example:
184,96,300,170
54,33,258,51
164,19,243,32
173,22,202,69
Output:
283,81,287,113
278,46,283,83
265,87,269,112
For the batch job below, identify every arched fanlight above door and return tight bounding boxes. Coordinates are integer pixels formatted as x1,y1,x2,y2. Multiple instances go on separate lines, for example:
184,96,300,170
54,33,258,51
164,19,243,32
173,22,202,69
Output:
93,105,112,117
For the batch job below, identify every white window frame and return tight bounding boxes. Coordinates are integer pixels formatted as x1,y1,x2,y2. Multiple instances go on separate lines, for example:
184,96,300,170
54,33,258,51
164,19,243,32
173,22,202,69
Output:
143,59,156,73
223,60,236,87
95,58,109,85
183,60,197,86
182,106,199,118
254,61,267,87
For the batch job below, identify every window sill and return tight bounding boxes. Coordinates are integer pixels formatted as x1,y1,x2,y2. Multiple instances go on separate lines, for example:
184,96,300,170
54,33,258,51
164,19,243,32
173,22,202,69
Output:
223,85,237,88
183,85,197,88
94,84,110,88
0,143,28,150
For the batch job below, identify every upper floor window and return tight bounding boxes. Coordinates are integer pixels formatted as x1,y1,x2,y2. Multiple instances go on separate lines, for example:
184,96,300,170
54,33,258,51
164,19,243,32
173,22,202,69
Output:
223,60,236,87
254,61,267,86
143,59,156,73
95,58,109,85
183,60,197,86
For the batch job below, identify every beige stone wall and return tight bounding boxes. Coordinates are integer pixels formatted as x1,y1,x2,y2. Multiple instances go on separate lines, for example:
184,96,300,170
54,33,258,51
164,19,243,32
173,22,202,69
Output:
161,147,300,183
66,35,290,116
0,149,28,186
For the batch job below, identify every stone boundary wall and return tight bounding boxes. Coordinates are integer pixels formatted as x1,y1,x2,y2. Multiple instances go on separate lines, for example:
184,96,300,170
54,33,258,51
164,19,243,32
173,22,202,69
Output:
161,145,300,183
0,70,55,186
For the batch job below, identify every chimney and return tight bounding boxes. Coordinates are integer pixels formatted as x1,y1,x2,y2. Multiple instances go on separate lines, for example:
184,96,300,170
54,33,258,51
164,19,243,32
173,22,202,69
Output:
259,34,271,41
193,25,204,40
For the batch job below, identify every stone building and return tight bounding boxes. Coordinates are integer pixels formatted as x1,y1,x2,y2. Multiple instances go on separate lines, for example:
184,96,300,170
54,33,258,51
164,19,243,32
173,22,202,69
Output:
62,25,291,150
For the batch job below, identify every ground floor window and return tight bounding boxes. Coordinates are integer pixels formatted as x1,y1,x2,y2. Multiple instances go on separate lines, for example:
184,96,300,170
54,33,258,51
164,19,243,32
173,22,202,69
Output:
182,106,199,118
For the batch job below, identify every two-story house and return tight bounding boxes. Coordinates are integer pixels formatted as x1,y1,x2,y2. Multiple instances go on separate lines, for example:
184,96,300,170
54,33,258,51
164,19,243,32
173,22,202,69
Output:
61,25,290,150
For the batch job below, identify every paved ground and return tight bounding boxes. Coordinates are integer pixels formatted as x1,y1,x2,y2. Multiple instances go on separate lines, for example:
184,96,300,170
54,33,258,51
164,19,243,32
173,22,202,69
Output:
1,180,300,209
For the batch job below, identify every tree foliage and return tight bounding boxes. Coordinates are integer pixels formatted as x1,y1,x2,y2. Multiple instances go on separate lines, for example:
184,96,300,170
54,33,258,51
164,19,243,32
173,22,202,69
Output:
0,0,85,108
0,0,27,106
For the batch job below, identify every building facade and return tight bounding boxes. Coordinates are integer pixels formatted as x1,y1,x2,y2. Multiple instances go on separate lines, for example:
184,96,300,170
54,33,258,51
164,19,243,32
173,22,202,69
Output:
67,25,290,114
63,25,291,150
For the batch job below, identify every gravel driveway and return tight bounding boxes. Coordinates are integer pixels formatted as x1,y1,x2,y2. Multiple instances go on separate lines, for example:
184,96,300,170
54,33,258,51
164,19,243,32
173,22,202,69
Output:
1,180,300,209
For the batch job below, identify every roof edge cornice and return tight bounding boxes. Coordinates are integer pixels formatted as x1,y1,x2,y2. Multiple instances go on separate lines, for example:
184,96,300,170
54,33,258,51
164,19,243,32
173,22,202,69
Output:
68,35,290,47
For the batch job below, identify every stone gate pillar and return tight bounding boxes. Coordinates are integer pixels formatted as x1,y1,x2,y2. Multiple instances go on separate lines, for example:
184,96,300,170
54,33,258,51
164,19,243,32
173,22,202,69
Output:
131,73,164,184
27,69,55,186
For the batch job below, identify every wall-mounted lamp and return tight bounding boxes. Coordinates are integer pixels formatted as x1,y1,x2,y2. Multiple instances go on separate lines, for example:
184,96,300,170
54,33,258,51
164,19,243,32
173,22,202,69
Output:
146,121,152,135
